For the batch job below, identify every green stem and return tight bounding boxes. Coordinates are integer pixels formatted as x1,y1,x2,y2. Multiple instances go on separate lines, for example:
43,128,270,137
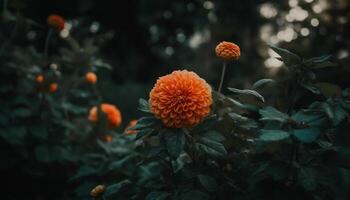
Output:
44,29,53,56
218,62,227,93
92,84,103,103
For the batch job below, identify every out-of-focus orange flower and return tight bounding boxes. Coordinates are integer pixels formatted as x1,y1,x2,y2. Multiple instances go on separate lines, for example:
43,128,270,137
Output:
48,83,58,93
149,70,212,128
35,75,44,84
103,135,113,143
85,72,97,84
125,120,138,135
47,14,65,31
89,103,122,129
215,41,240,61
90,185,105,198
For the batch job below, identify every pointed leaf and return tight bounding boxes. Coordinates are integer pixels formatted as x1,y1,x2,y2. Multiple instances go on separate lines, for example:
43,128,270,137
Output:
228,87,265,103
259,130,290,141
251,79,275,90
268,44,301,66
292,128,320,143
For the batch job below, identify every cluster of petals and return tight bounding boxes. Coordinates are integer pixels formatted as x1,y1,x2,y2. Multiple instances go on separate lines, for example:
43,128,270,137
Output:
85,72,97,84
149,70,212,128
89,103,122,129
47,14,65,31
215,41,240,61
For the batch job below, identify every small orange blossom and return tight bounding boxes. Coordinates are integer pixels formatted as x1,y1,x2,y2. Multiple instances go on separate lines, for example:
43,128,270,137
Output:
215,41,240,61
89,103,122,129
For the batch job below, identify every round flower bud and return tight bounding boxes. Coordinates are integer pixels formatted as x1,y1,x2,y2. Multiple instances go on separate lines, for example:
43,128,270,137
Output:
85,72,97,84
48,83,58,93
35,75,44,84
47,14,65,31
90,185,105,198
215,41,240,61
89,103,122,129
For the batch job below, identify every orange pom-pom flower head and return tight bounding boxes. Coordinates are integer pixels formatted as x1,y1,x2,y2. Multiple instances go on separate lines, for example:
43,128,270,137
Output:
35,75,44,84
89,103,122,129
48,83,58,93
90,185,105,198
125,120,138,135
103,135,113,143
85,72,97,84
215,41,240,61
47,14,65,31
149,70,212,128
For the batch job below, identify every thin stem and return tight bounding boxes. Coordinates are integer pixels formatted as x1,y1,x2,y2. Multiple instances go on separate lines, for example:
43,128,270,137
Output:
218,62,227,93
44,29,53,56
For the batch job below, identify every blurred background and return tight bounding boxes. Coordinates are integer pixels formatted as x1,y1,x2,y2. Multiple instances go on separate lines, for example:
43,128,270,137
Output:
4,0,350,125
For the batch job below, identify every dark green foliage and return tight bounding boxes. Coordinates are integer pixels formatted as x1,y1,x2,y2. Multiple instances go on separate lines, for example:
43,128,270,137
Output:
1,2,350,200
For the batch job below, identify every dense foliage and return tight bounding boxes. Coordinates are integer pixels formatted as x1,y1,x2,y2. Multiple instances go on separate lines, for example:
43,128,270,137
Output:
1,1,350,200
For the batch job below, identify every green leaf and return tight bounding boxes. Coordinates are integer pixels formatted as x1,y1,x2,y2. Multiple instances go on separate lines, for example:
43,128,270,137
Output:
0,127,27,144
268,44,301,66
197,174,218,192
29,125,48,140
192,115,218,133
69,165,99,181
145,191,171,200
202,130,225,142
291,128,320,143
228,113,258,130
259,130,290,141
297,167,317,191
322,102,348,126
138,98,151,113
304,55,337,69
251,78,275,90
104,180,131,198
291,110,326,127
259,106,290,123
165,130,186,157
227,88,265,103
108,154,135,170
226,97,260,112
129,116,158,131
61,102,87,115
195,137,227,158
11,108,31,118
299,81,320,94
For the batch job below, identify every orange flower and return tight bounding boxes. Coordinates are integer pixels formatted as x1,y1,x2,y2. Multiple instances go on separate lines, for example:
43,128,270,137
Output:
90,185,105,198
149,70,212,128
85,72,97,84
103,135,113,143
89,103,122,129
215,41,240,61
48,83,58,93
125,120,138,135
47,14,65,31
35,75,44,84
